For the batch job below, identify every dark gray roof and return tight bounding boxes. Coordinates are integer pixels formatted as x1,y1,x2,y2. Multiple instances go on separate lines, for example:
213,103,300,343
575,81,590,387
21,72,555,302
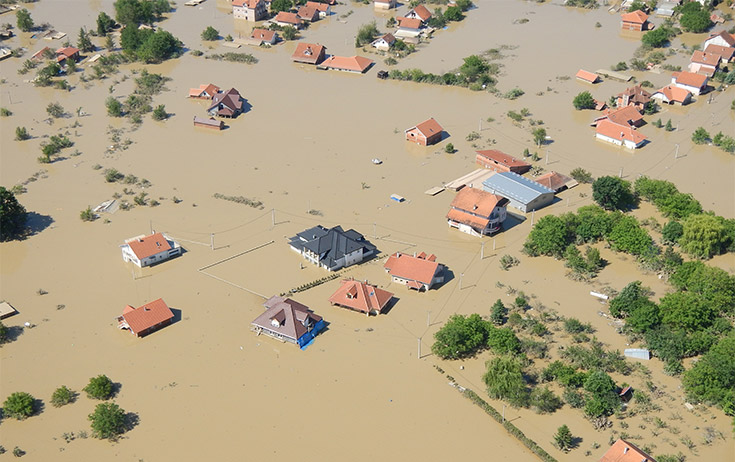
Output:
482,171,554,205
289,225,376,269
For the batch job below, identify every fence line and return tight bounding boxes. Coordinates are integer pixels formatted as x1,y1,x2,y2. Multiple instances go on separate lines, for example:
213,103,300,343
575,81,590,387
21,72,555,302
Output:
198,270,269,300
197,240,275,271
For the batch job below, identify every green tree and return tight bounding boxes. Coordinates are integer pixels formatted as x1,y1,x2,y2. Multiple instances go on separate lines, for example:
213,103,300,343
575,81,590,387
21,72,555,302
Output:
572,91,596,110
583,370,619,417
691,127,710,145
609,281,647,318
679,213,728,259
0,186,27,241
592,176,633,211
16,8,33,32
89,402,127,440
105,34,116,51
2,392,35,419
670,261,735,314
569,167,593,184
431,314,489,359
97,11,117,36
490,299,506,325
281,25,298,40
15,126,30,141
679,5,712,33
443,6,464,21
682,334,735,412
607,216,652,256
444,143,455,153
659,291,717,331
553,424,573,451
575,205,613,242
459,55,489,83
106,97,123,117
270,0,293,13
201,26,219,41
626,0,645,12
136,29,182,63
46,102,66,118
532,127,547,147
483,355,529,407
84,374,114,400
152,104,168,120
355,21,379,47
530,386,562,414
626,299,661,333
77,28,95,52
641,26,674,48
662,220,683,244
523,215,571,257
51,386,75,407
115,0,155,26
487,327,521,354
80,206,96,222
665,119,673,131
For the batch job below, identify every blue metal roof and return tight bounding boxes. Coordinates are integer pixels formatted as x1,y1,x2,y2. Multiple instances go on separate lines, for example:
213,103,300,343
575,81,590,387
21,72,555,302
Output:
482,171,554,205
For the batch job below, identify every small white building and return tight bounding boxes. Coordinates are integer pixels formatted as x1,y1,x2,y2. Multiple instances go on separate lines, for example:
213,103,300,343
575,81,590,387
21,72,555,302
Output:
120,232,182,268
373,0,396,9
671,71,708,96
371,33,396,51
703,30,735,50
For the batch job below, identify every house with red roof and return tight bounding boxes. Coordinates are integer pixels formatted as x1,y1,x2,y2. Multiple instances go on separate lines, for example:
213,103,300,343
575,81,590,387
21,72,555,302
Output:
208,87,244,117
374,0,396,9
475,150,531,174
318,55,374,73
55,46,80,64
251,296,325,348
688,50,720,77
328,278,394,316
274,11,304,29
405,117,443,146
616,85,651,112
291,42,326,65
447,187,508,236
591,105,644,128
620,10,649,31
384,252,445,291
188,83,221,99
671,71,708,95
31,47,52,62
371,33,396,51
704,44,735,64
576,69,599,84
232,0,267,21
533,171,578,193
120,232,182,268
599,439,657,462
250,28,278,45
405,4,432,23
297,4,319,22
117,298,174,337
305,1,331,17
396,17,423,38
595,119,647,150
703,30,735,50
651,85,692,105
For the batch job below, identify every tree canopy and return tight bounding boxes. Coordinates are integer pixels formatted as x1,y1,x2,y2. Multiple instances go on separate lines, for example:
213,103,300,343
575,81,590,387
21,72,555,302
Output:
483,355,529,407
84,374,114,400
572,91,596,110
97,12,117,35
592,176,634,211
16,8,33,32
679,213,729,259
683,334,735,414
114,0,170,26
2,392,36,419
0,187,27,241
431,314,489,359
523,215,570,257
89,402,128,439
678,2,712,33
641,26,675,48
270,0,293,13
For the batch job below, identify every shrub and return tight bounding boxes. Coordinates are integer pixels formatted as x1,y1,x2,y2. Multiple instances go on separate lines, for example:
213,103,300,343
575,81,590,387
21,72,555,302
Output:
201,26,219,41
80,206,96,222
573,91,596,110
431,314,490,359
51,386,75,407
106,97,123,117
152,104,168,121
691,127,710,145
355,21,379,47
84,375,114,400
490,299,506,325
2,392,35,419
444,143,454,153
553,424,573,451
15,126,30,141
104,168,123,183
89,402,127,440
564,317,593,334
46,102,66,118
530,387,562,414
569,168,593,184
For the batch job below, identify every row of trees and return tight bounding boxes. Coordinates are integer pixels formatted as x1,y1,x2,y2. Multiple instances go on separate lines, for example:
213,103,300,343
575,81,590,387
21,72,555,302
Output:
431,312,521,360
387,54,498,91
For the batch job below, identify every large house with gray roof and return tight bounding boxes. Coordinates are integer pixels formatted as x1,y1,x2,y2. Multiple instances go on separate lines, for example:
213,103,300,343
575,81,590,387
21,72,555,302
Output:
289,225,377,271
482,171,555,213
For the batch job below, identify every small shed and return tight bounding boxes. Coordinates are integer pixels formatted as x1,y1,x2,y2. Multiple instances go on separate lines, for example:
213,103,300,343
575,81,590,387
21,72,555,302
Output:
0,301,18,319
194,116,224,130
624,348,650,360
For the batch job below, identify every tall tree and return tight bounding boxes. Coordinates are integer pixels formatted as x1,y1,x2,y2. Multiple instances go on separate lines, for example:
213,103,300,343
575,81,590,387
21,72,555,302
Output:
483,355,529,407
592,176,634,211
77,28,95,52
0,187,27,241
16,8,33,32
679,213,728,259
97,12,117,36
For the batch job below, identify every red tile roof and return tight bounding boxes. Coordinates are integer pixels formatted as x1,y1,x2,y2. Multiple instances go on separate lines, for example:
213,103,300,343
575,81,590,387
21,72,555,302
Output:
250,28,276,42
533,171,577,192
306,1,330,11
56,46,80,58
291,42,325,64
576,69,599,83
120,298,174,335
297,5,319,20
707,30,735,48
596,119,647,145
397,17,422,29
599,439,656,462
413,117,443,137
233,0,261,7
125,232,172,260
320,55,374,73
450,187,506,218
252,296,322,341
691,50,720,66
596,105,643,127
328,279,393,314
621,10,648,24
704,44,735,62
409,4,432,21
188,83,220,98
384,252,441,286
653,85,691,103
672,71,708,88
476,150,531,169
275,11,302,25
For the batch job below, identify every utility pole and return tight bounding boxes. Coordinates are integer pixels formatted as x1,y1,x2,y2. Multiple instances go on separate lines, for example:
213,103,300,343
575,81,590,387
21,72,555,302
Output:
210,233,214,250
545,149,549,165
481,241,485,260
619,167,623,178
674,143,679,159
493,238,496,251
373,222,377,239
566,197,570,207
479,118,482,132
417,337,421,359
271,208,275,227
503,404,506,423
149,220,153,235
427,311,431,327
459,273,464,289
531,210,535,226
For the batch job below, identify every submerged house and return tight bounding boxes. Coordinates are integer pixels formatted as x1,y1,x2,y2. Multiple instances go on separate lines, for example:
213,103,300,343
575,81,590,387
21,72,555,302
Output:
188,83,220,99
328,278,394,316
232,0,267,21
55,46,80,64
373,0,396,9
120,232,182,268
251,296,325,348
475,150,531,174
482,171,555,213
193,116,225,130
447,187,508,236
651,85,692,105
249,28,278,46
599,439,657,462
533,171,578,193
671,71,708,95
207,88,244,118
620,10,649,31
291,42,326,65
688,50,720,77
289,225,377,271
384,251,444,291
595,119,647,150
274,11,304,29
616,85,651,112
405,117,443,146
575,69,600,84
318,55,374,73
592,105,644,128
117,298,174,337
371,33,396,51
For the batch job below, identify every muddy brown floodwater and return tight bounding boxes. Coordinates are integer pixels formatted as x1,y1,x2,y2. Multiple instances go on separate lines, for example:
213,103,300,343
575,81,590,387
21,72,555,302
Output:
1,0,733,461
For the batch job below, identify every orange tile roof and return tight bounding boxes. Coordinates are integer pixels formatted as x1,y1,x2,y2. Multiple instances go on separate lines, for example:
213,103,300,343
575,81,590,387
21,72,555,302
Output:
188,83,220,98
707,30,735,47
476,150,531,169
320,55,374,73
621,10,648,24
599,439,656,462
596,119,647,144
250,28,276,42
233,0,260,7
413,117,443,137
275,11,302,25
120,298,174,335
410,4,432,21
704,44,735,62
690,50,720,66
672,71,707,88
56,46,80,58
447,208,490,230
598,105,643,127
291,42,325,64
384,252,441,286
397,17,422,29
533,171,577,191
297,5,318,19
125,233,172,260
654,85,691,103
576,69,599,83
328,279,393,314
450,187,506,217
306,1,330,11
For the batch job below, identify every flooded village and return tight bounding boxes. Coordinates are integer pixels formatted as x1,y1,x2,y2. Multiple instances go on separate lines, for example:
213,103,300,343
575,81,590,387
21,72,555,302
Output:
0,0,734,461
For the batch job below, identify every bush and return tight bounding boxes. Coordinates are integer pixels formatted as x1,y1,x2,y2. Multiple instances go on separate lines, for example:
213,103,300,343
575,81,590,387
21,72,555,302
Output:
569,167,593,184
444,143,454,153
201,26,219,41
51,386,75,407
89,402,127,440
572,91,596,110
152,104,168,121
530,387,562,414
592,176,633,211
483,355,529,407
80,206,96,222
487,327,521,354
104,168,123,183
431,314,490,359
355,21,379,47
691,127,710,145
642,26,675,48
2,392,35,419
84,375,114,400
682,333,735,412
553,424,573,451
564,317,593,334
662,220,683,244
46,102,66,118
15,126,30,141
